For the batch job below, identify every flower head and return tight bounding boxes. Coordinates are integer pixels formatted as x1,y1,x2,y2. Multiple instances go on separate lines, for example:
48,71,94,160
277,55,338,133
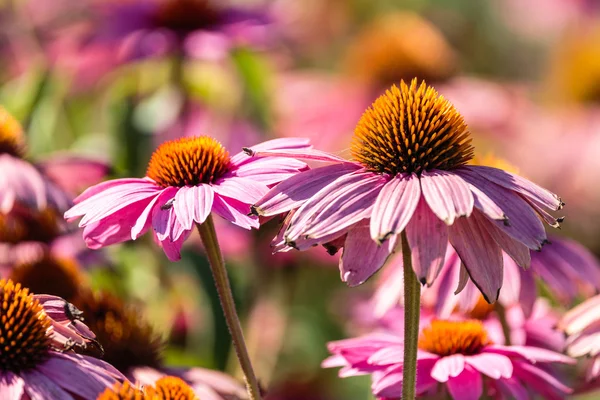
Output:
0,107,70,214
65,137,309,261
324,319,575,399
0,279,123,398
98,376,198,400
252,80,562,302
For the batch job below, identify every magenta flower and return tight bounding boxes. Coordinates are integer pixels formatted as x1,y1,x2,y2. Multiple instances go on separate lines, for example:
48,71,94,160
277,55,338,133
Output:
559,294,600,381
324,319,575,399
372,236,600,318
252,80,562,302
64,136,308,261
0,107,70,214
0,279,124,399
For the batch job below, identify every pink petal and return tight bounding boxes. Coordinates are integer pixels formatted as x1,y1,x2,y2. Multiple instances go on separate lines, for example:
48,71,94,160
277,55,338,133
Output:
252,163,360,217
432,250,463,317
477,211,531,269
212,177,269,204
340,224,395,286
421,170,474,225
456,169,547,250
158,230,191,262
370,173,420,244
230,137,311,165
73,178,149,203
152,203,174,242
132,188,177,240
465,165,563,211
38,155,110,195
560,294,600,334
244,147,349,163
498,255,522,306
465,352,513,379
431,354,465,382
36,356,108,398
0,372,24,400
469,184,506,221
285,171,385,241
228,157,307,185
212,195,259,230
82,201,148,249
449,214,503,303
405,197,449,285
512,361,573,397
174,184,214,230
446,365,482,400
496,377,529,400
21,369,74,400
485,345,576,364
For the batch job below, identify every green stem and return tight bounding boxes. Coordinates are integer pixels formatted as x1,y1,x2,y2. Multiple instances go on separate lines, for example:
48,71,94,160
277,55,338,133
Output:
495,302,512,346
401,230,421,400
196,216,262,400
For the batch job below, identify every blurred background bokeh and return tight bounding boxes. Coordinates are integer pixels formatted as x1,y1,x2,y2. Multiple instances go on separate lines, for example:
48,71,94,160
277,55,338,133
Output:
1,0,600,398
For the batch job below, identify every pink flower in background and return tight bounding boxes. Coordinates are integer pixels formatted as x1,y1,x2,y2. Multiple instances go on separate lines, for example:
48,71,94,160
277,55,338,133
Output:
560,294,600,381
78,0,271,63
371,237,600,318
65,136,308,261
252,80,562,302
0,279,124,399
324,319,574,399
0,107,70,214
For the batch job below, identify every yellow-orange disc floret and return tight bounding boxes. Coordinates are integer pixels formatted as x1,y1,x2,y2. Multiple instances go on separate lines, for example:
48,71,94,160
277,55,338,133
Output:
351,79,473,175
97,381,146,400
418,319,491,357
146,136,231,188
0,106,26,157
147,376,198,400
0,279,51,372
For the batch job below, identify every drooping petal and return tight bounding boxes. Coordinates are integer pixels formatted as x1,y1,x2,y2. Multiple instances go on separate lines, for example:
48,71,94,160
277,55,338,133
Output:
132,187,177,240
0,372,24,399
285,171,385,242
244,147,348,163
511,361,573,398
405,198,449,285
446,365,482,400
21,369,74,400
230,137,311,165
212,195,259,230
476,211,531,269
159,230,192,262
72,178,151,204
370,173,420,244
252,163,360,216
174,185,214,230
212,177,269,204
36,356,109,398
431,354,465,382
340,224,395,286
456,169,547,250
420,170,474,225
227,156,308,185
469,184,506,221
465,352,513,379
485,345,575,364
449,214,503,303
465,165,563,211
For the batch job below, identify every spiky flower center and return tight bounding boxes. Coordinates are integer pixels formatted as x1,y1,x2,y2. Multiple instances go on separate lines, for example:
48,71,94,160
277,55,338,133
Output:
0,106,25,157
10,256,84,303
146,136,231,188
74,290,163,372
0,208,61,244
351,79,473,175
97,380,145,400
418,319,490,356
98,377,198,400
153,0,221,32
0,279,51,372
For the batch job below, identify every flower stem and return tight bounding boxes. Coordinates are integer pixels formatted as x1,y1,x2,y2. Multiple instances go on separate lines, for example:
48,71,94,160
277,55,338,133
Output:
196,216,262,400
495,302,512,346
401,230,421,400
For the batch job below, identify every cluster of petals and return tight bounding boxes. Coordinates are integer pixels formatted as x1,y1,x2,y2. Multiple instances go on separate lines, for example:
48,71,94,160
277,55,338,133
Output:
372,236,600,318
251,147,563,302
559,294,600,380
64,138,309,261
323,326,575,399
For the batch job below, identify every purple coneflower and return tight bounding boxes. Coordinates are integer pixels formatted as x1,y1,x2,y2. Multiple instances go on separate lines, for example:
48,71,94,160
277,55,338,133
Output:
0,279,123,399
64,136,308,261
252,79,563,303
324,319,575,399
0,107,70,214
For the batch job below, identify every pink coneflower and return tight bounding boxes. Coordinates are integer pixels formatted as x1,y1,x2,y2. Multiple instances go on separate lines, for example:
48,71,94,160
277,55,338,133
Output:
559,294,600,381
372,236,600,318
0,107,70,214
98,376,199,400
0,279,124,399
64,136,308,261
324,319,575,399
252,80,562,302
